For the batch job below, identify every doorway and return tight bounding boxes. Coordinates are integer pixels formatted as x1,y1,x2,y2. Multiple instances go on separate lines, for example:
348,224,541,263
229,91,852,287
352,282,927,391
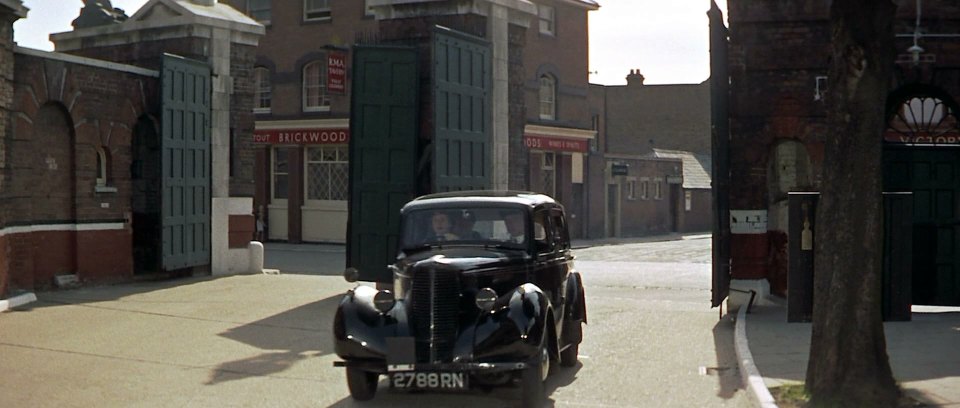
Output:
884,147,960,306
606,183,619,237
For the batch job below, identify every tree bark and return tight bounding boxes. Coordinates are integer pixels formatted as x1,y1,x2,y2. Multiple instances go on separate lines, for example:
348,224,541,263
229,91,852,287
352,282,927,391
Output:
806,0,900,406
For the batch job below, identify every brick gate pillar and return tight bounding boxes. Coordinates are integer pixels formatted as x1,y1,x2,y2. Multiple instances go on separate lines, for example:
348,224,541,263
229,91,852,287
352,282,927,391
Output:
0,0,27,298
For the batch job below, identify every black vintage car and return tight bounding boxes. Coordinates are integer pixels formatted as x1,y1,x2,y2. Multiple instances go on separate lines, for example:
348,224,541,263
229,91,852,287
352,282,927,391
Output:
333,191,587,406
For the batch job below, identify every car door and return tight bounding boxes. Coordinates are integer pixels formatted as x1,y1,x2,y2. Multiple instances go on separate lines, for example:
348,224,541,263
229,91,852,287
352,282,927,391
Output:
533,206,568,308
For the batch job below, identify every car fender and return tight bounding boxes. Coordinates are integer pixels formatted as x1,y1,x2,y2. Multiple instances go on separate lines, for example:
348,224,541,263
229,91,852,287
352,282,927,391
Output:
333,286,410,359
471,283,554,361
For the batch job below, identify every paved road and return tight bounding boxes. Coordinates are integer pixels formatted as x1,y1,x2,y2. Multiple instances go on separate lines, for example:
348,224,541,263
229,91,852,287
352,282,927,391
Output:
0,236,749,407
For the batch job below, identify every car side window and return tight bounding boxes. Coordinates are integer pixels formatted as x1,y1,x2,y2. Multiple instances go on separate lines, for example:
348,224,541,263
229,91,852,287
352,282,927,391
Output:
550,210,569,250
533,209,552,254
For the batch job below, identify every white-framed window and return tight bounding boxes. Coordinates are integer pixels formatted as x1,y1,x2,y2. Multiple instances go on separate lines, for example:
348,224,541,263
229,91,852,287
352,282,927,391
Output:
538,5,555,36
625,178,637,200
685,191,693,211
304,0,331,21
539,74,556,120
540,152,556,198
246,0,271,23
654,177,664,200
303,60,331,112
254,67,271,113
305,146,349,202
272,147,292,200
364,0,375,16
95,147,108,187
640,177,650,200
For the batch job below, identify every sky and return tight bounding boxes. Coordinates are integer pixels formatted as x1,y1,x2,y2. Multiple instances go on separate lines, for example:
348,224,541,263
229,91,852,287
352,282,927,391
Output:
12,0,727,86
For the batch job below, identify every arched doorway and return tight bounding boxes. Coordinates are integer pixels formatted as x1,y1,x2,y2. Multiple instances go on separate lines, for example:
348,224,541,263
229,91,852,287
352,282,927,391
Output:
883,85,960,306
33,103,78,281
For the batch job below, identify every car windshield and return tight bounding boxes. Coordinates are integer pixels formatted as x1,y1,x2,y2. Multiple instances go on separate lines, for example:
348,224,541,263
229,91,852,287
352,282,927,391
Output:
401,207,529,250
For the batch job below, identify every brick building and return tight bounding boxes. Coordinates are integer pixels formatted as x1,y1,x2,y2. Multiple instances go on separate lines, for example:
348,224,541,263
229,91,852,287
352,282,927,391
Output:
219,0,598,243
0,0,263,299
586,71,713,239
714,0,960,307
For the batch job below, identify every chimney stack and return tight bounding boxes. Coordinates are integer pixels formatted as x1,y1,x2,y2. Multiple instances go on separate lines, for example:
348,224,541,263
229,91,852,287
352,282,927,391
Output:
626,69,645,86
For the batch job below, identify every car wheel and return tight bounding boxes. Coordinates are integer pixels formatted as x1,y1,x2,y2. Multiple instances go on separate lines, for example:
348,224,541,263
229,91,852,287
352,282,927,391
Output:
520,338,549,407
346,367,378,401
560,321,582,367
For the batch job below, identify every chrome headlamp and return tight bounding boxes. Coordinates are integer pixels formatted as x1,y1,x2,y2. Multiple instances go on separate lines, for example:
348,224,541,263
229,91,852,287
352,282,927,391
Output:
475,287,498,312
373,290,396,314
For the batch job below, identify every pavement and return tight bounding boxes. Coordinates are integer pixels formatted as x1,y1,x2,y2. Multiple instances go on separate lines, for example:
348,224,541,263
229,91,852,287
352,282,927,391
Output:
736,298,960,407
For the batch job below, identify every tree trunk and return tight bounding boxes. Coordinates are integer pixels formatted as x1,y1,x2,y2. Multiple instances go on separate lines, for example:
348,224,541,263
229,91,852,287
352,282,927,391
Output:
806,0,900,406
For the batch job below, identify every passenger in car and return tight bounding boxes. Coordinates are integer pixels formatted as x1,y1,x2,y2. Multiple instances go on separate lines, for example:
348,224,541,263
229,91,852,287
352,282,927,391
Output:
430,211,459,241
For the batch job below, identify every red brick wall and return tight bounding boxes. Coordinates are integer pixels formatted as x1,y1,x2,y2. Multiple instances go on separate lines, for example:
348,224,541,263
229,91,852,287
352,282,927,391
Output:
524,1,592,126
228,214,254,248
77,229,133,282
0,236,9,297
221,0,377,119
0,50,156,295
30,231,76,289
680,189,713,233
726,0,960,283
617,159,681,237
0,11,14,297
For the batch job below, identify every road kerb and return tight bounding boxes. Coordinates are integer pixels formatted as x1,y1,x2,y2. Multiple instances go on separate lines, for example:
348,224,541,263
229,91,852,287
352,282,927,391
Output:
0,292,37,312
734,305,778,408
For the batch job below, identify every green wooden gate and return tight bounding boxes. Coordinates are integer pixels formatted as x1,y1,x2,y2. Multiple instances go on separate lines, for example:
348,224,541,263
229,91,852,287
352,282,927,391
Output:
347,46,420,282
160,54,211,271
884,147,960,305
433,27,492,192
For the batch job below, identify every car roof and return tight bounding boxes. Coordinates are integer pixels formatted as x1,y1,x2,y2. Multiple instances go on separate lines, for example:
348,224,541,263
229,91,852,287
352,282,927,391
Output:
401,190,558,212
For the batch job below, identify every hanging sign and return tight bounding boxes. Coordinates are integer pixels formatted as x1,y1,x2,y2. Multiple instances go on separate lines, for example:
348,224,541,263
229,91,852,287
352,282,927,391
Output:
328,53,347,94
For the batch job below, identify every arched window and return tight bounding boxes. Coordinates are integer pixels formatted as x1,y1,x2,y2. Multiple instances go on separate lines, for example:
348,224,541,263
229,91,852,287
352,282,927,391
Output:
96,147,108,187
254,67,271,112
887,94,960,144
303,59,330,112
539,74,556,120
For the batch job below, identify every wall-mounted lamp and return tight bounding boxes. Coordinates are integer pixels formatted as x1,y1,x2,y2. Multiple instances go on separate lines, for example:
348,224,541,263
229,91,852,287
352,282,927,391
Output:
908,44,925,65
814,76,828,102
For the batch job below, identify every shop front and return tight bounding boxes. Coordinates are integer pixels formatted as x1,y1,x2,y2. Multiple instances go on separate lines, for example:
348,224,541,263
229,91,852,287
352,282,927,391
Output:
255,119,350,243
524,125,595,238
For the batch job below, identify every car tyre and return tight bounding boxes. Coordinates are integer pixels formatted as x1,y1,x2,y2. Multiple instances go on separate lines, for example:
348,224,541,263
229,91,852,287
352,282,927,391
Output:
520,337,549,407
346,367,378,401
560,320,582,367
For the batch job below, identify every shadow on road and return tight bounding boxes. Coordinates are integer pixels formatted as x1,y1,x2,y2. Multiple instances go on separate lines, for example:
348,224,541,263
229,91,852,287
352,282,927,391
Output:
206,294,343,385
20,275,220,310
712,312,745,399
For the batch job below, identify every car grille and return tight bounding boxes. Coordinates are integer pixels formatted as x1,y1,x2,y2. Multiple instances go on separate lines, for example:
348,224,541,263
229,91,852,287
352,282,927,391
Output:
410,267,460,363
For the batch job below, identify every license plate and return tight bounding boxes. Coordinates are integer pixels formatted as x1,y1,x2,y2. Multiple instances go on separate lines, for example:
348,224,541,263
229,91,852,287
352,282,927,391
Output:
390,372,468,390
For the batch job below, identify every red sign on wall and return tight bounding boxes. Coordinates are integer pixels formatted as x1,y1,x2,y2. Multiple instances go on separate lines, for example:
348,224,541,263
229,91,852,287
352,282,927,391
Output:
253,128,350,144
328,53,346,94
523,134,589,153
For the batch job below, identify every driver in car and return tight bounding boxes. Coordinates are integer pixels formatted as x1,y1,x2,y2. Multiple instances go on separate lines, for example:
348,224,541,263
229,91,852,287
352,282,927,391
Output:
504,211,525,244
